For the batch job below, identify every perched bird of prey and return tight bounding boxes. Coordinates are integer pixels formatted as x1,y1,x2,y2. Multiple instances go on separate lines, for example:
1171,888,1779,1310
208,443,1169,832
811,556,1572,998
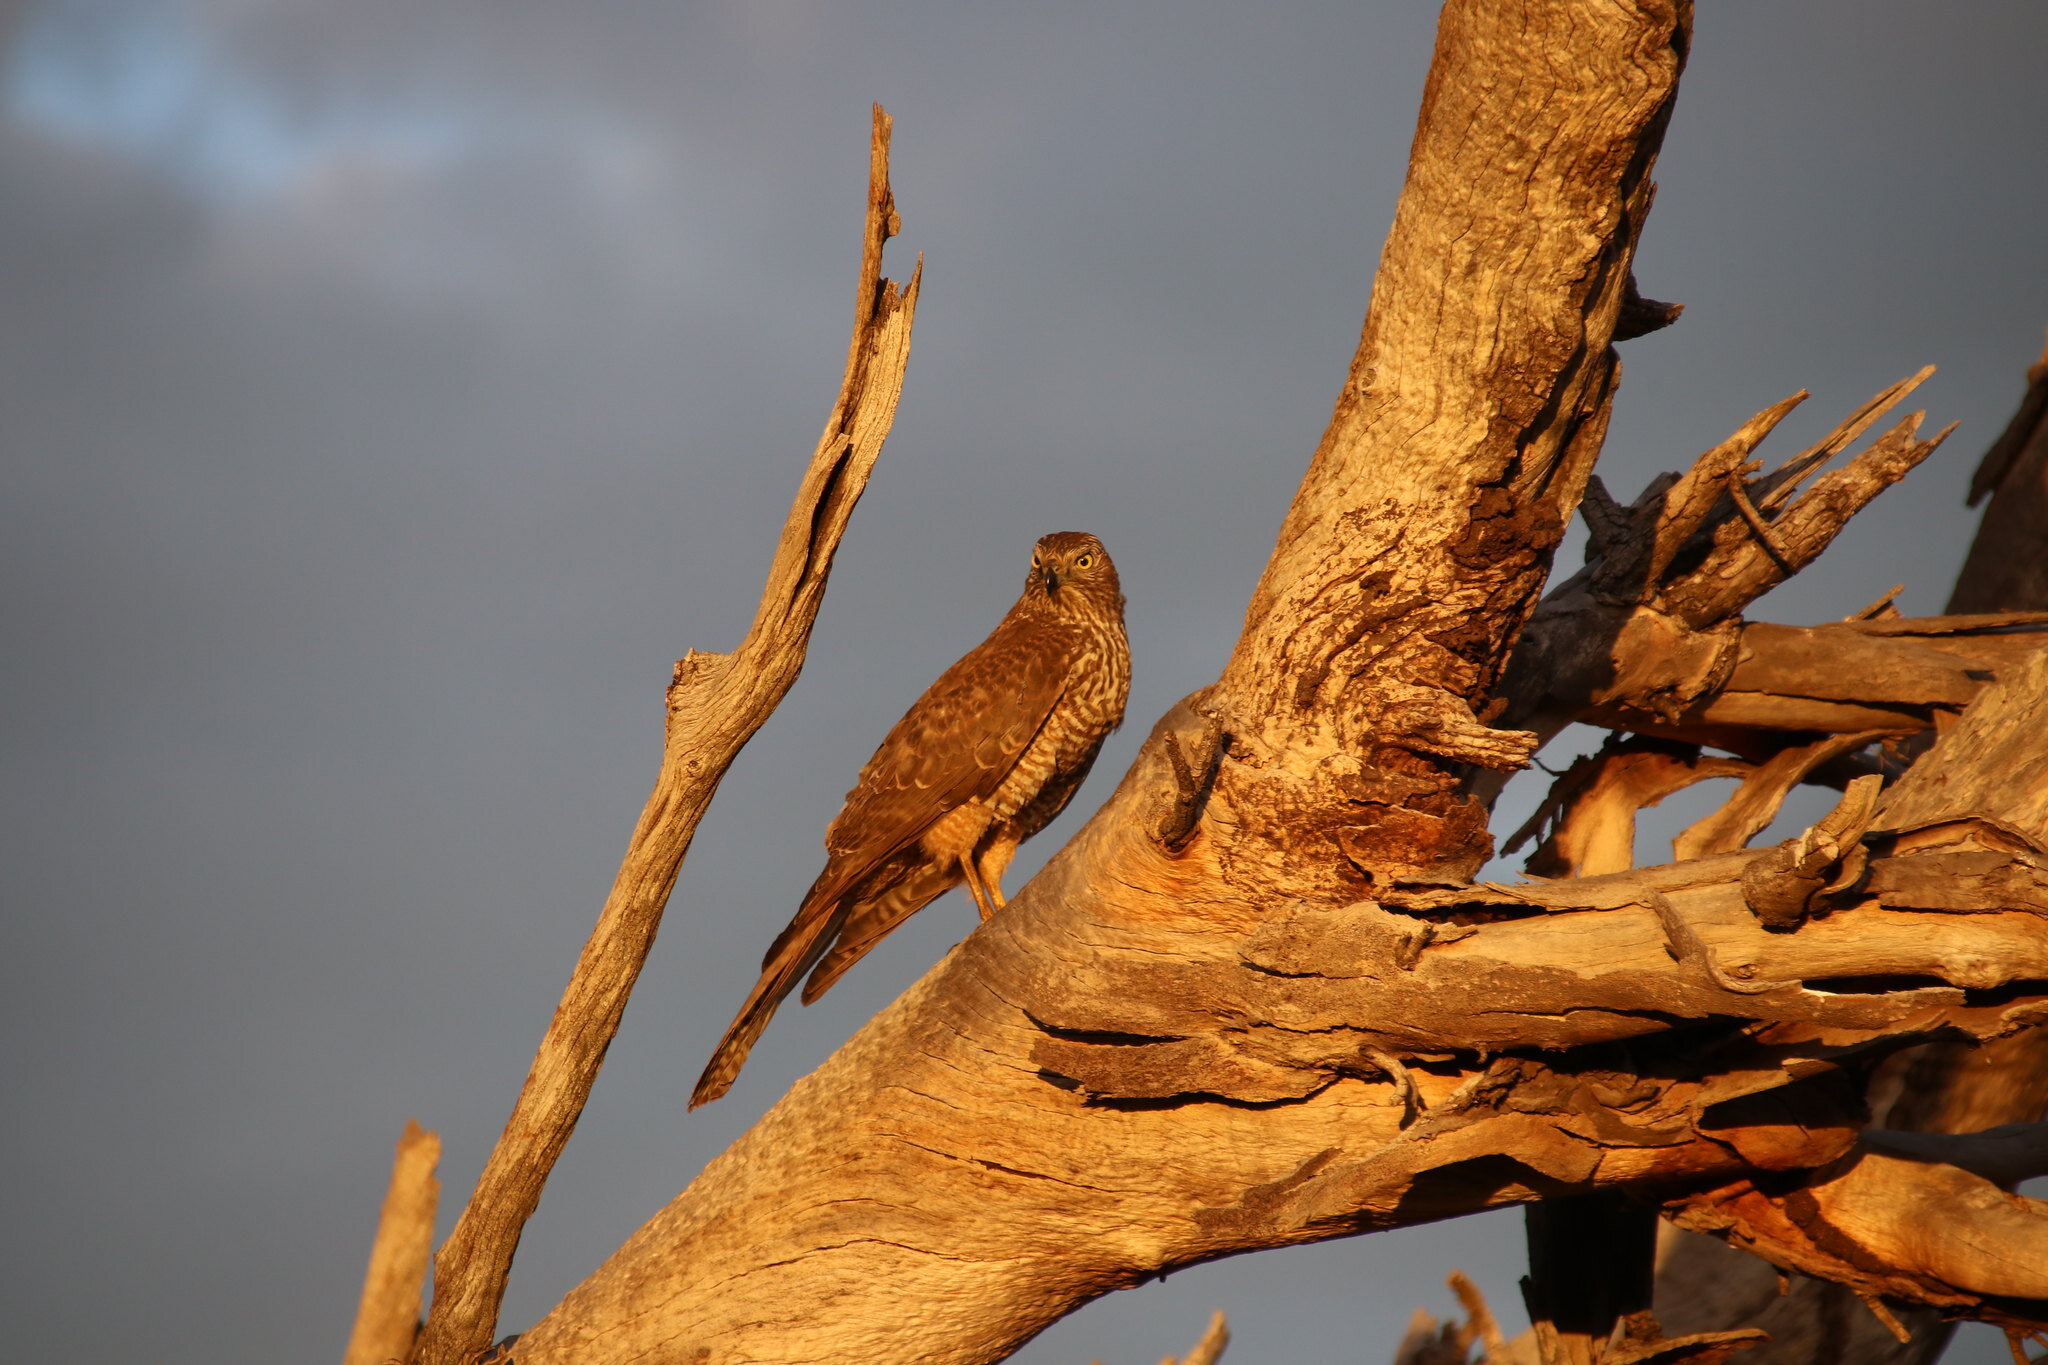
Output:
692,531,1130,1108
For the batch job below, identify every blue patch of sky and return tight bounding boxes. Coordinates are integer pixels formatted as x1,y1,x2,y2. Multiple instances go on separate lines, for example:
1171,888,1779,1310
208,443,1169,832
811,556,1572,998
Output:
4,2,482,203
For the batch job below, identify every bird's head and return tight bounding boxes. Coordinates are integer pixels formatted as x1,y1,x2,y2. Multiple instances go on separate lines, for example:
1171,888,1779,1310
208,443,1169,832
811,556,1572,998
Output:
1027,531,1122,614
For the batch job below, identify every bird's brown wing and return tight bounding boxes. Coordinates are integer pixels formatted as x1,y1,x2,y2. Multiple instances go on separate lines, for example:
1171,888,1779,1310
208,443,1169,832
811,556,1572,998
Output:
800,735,1107,1006
827,615,1077,874
690,615,1075,1108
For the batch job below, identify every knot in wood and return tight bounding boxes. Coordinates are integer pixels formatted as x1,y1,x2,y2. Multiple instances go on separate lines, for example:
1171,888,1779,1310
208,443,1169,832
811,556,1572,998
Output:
1739,844,1830,930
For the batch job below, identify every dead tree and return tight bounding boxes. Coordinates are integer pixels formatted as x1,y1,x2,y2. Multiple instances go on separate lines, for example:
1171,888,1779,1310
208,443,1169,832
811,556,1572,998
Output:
363,3,2048,1363
1640,343,2048,1365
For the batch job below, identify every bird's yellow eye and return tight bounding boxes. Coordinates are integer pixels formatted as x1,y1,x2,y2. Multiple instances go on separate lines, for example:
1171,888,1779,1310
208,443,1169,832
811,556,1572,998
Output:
1032,556,1042,569
1076,553,1093,569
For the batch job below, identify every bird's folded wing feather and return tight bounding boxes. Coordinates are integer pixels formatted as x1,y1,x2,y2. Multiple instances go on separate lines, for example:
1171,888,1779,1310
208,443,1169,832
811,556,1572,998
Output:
761,616,1075,970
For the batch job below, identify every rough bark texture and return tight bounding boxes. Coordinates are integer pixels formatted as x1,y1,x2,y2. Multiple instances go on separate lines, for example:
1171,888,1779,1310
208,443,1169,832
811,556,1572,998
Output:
1650,337,2048,1365
1953,333,2048,613
409,107,919,1365
471,9,2048,1365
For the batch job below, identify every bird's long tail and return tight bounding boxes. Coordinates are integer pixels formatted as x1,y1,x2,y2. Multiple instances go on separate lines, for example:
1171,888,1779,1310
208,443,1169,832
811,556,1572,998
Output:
799,859,957,1005
690,879,848,1109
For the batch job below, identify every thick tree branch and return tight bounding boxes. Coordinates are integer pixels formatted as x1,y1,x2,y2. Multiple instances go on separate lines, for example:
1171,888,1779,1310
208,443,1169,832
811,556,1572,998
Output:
409,106,919,1365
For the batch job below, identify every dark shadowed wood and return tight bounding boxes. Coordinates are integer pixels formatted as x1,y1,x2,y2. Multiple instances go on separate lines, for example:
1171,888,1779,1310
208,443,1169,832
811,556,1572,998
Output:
1655,338,2048,1365
1953,333,2048,611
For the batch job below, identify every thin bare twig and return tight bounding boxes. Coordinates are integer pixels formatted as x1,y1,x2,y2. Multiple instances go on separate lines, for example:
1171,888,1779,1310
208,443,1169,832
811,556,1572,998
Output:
1449,1270,1508,1358
1723,471,1794,577
409,105,921,1365
1164,1311,1231,1365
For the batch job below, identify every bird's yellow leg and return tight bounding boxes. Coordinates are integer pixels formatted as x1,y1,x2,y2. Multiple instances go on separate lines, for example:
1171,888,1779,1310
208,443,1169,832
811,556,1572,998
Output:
960,855,1000,922
969,831,1020,921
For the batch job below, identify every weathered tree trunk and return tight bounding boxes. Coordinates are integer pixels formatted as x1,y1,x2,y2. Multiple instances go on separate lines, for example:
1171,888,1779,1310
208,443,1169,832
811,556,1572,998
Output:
490,5,2047,1363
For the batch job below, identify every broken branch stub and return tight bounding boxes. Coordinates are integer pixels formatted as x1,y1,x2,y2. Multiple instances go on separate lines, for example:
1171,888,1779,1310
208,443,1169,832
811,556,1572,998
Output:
1497,373,1964,763
343,1121,441,1365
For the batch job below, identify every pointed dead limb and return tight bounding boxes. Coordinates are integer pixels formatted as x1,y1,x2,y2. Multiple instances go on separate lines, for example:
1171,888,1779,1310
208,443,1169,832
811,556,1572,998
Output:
409,107,920,1365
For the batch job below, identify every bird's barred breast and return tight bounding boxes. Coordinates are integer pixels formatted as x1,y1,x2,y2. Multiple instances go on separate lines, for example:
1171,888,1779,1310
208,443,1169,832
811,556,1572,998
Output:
988,623,1129,822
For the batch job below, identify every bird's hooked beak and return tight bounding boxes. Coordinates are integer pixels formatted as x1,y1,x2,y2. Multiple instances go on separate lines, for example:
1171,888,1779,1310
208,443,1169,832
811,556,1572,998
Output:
1041,562,1062,595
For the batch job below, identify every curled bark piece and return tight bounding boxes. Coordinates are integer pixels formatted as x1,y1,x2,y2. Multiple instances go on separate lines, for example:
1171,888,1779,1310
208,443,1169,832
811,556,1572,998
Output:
1153,709,1227,851
1513,738,1749,879
1735,774,1883,929
1644,890,1796,994
1674,735,1885,863
1363,1046,1427,1127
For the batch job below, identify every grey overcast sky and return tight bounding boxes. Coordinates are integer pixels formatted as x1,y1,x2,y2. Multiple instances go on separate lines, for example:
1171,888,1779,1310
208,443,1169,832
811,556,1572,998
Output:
3,3,2044,1362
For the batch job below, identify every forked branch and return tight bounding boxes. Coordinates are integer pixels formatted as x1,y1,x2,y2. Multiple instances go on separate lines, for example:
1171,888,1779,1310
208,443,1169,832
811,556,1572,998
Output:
1498,373,1969,760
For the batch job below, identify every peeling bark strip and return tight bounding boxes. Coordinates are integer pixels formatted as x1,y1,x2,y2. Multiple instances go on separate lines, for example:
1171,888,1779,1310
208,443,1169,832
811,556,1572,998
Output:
407,107,919,1365
483,9,2048,1365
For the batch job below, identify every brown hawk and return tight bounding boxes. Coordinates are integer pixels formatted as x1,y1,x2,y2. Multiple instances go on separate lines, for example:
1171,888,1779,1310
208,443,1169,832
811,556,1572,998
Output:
691,531,1130,1107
